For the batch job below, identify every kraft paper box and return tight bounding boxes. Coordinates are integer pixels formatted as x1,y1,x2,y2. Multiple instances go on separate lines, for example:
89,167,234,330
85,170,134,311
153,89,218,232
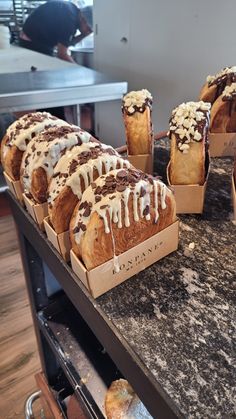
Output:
23,193,48,230
209,133,236,157
4,171,24,204
128,153,153,175
166,157,210,214
44,216,70,262
232,172,236,221
70,220,179,299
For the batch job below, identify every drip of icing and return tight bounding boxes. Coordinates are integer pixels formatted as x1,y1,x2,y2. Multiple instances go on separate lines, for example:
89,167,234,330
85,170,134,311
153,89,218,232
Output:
22,128,92,193
3,112,69,158
48,143,130,204
73,169,168,247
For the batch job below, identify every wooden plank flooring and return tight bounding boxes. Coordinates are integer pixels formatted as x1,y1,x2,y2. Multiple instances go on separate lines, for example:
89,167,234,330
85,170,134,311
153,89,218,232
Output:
0,215,41,418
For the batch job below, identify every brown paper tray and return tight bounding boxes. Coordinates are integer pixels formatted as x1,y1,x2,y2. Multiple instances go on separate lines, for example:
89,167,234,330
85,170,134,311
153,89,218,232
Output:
128,153,153,174
166,156,210,214
70,220,179,298
23,193,48,230
4,171,24,204
44,216,70,261
209,133,236,157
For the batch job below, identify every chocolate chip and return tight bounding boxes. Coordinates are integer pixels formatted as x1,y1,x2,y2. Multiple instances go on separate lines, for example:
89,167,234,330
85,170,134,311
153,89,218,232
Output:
143,205,150,216
117,184,126,192
91,182,97,189
140,186,146,197
83,206,91,217
117,170,127,179
95,195,102,203
100,205,108,209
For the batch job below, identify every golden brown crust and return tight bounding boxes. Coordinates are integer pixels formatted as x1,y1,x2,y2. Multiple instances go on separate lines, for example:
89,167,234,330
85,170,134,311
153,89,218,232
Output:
199,82,218,104
70,188,176,270
210,96,236,133
30,167,48,203
169,133,205,185
124,108,153,155
105,379,135,419
49,161,128,234
2,142,24,181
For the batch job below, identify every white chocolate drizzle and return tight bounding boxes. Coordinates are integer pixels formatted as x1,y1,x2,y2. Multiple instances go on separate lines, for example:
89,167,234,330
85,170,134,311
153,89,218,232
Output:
21,126,93,194
48,143,130,204
3,112,69,159
73,169,169,245
169,101,211,153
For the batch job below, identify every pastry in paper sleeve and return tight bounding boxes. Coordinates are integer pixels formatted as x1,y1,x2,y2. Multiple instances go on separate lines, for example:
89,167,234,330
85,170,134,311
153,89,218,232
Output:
48,142,130,234
70,167,176,271
20,125,97,204
1,112,68,181
169,101,211,185
105,379,152,418
210,83,236,133
122,89,153,155
199,66,236,104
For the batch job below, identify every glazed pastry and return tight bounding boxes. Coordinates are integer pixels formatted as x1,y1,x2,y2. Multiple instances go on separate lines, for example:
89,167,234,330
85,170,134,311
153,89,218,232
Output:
199,66,236,104
210,83,236,133
169,101,211,185
105,379,152,419
48,142,130,234
1,112,68,180
70,167,176,270
21,125,96,203
122,89,153,155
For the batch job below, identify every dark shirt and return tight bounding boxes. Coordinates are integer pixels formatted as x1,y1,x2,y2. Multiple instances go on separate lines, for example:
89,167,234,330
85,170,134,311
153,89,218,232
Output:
23,1,79,51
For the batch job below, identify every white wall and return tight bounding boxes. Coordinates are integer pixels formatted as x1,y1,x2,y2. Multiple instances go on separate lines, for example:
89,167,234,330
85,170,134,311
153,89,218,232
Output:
94,0,236,146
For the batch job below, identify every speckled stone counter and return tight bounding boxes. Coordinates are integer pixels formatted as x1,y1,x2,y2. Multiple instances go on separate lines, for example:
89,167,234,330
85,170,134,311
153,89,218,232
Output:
98,141,236,419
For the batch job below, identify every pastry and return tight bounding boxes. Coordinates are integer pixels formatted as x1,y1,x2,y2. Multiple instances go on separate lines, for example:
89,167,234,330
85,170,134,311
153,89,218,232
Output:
199,66,236,104
70,167,176,270
48,142,130,234
20,125,96,203
210,83,236,133
169,101,211,185
105,379,152,419
122,89,153,155
1,112,68,181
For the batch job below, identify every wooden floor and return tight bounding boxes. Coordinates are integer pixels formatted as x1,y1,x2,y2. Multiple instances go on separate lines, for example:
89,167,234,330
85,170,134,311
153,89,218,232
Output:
0,213,41,418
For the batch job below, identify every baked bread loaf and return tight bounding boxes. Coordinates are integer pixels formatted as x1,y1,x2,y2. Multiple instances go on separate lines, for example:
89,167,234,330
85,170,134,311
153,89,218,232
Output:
105,379,152,419
169,101,211,185
210,83,236,133
122,89,153,155
48,142,130,234
1,112,67,180
70,167,176,270
21,125,96,203
199,66,236,104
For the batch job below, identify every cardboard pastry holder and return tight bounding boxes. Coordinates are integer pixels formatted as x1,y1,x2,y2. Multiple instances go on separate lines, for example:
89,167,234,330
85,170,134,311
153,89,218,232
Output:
166,156,210,214
23,193,48,230
4,171,24,204
209,133,236,157
44,216,70,261
70,220,179,299
232,172,236,221
128,153,153,175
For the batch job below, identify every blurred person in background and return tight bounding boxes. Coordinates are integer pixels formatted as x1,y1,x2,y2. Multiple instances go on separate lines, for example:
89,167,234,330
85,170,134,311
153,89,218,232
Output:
19,0,92,62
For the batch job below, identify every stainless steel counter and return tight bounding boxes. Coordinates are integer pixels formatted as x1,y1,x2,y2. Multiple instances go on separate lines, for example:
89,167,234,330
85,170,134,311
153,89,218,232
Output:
0,46,127,112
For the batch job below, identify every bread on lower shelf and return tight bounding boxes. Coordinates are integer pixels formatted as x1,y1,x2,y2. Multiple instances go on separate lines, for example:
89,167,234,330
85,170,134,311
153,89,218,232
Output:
169,101,211,185
210,83,236,133
48,142,130,234
122,89,153,155
199,66,236,104
1,111,68,181
70,167,176,271
20,125,96,203
105,379,152,418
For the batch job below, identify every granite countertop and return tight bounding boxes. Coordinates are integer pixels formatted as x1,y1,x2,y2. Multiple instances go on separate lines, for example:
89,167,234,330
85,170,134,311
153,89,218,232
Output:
98,140,236,418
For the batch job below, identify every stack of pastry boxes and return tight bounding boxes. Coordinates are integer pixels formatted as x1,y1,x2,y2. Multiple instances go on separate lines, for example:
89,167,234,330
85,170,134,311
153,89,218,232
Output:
2,112,178,298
